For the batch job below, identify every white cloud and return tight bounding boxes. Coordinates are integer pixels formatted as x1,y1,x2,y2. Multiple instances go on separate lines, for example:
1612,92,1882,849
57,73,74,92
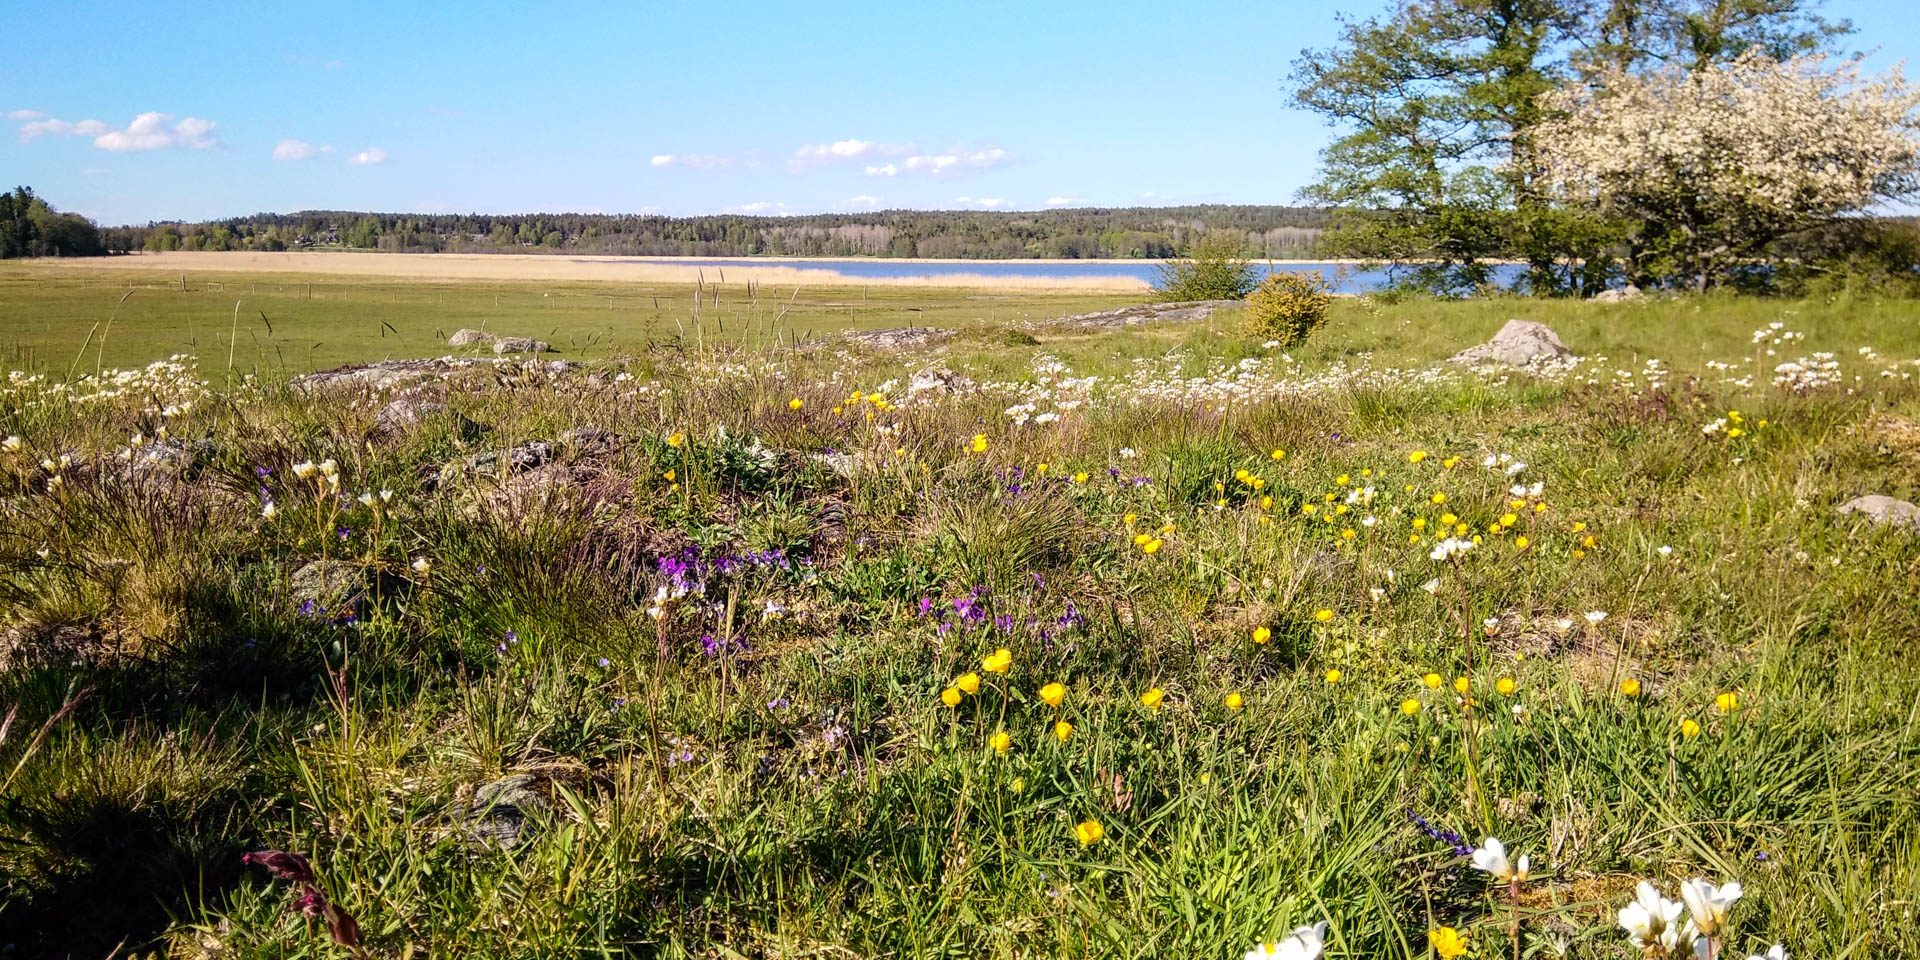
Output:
790,139,902,170
725,201,797,216
273,138,333,161
954,196,1008,208
6,109,42,120
846,195,883,208
95,112,218,152
20,111,217,151
651,152,732,169
325,60,346,69
860,147,1013,178
1045,196,1085,207
346,147,389,165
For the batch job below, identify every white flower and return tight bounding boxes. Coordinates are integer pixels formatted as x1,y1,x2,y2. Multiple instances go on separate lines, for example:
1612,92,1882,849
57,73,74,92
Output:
1679,878,1743,938
1505,461,1527,476
1119,447,1137,459
318,458,338,476
379,488,394,502
1745,946,1788,960
1555,618,1574,632
1471,837,1530,883
411,557,432,576
1421,578,1441,595
358,492,377,507
1585,610,1608,625
1244,921,1327,960
1429,537,1476,561
292,460,317,479
261,501,278,520
1619,881,1688,955
1658,545,1673,558
1,435,21,454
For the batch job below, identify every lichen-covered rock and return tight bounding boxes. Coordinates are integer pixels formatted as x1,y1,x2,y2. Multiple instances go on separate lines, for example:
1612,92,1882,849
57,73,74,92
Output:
1449,319,1575,368
448,328,495,346
492,337,553,354
1034,300,1242,332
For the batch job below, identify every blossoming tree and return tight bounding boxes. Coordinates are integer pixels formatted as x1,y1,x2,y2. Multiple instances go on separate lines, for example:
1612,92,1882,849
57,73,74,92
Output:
1533,52,1920,290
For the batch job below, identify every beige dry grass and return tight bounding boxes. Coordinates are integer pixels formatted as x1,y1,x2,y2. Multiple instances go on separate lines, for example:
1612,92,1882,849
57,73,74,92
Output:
33,251,1156,292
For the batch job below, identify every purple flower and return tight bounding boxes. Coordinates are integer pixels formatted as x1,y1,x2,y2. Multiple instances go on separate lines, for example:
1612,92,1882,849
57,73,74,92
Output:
505,629,518,644
917,597,934,617
597,657,611,668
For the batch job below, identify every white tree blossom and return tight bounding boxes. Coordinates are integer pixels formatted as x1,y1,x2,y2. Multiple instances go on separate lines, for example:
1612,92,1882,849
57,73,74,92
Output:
1533,52,1920,289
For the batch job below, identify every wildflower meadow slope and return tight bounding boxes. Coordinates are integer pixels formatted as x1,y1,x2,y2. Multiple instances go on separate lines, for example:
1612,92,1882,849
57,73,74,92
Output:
1,294,1917,959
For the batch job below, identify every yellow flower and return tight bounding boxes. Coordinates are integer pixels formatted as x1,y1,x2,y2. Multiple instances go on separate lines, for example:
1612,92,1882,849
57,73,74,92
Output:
1141,538,1163,554
1514,536,1530,549
1401,698,1422,716
1075,819,1105,845
1159,522,1177,534
1413,517,1428,530
1428,926,1469,959
941,687,962,707
1430,492,1447,505
1620,678,1642,697
970,434,989,453
1036,462,1049,474
1570,521,1587,533
1324,668,1342,684
1225,692,1244,710
1039,682,1066,707
1123,512,1137,526
1252,626,1272,645
662,468,676,481
1453,676,1471,694
1681,718,1702,738
1140,687,1165,711
1054,720,1074,742
1495,677,1516,696
788,398,803,410
957,672,982,695
989,731,1012,755
1423,673,1443,689
1499,512,1518,527
1314,609,1333,623
1011,777,1025,793
1442,456,1459,468
1340,528,1356,540
666,432,684,448
1716,691,1739,712
1335,473,1350,485
1073,471,1089,483
1409,450,1428,463
1270,448,1286,461
1440,513,1457,526
982,648,1013,674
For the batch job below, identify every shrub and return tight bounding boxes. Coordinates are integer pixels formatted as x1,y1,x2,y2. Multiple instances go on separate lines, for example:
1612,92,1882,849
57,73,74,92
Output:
1243,270,1334,346
1152,234,1258,302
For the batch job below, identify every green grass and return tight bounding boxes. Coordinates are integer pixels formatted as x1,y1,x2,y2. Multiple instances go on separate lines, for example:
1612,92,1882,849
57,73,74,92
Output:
0,261,1139,372
1,281,1918,959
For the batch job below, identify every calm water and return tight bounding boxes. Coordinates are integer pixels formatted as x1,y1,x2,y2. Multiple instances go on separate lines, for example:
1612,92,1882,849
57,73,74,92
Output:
599,258,1531,294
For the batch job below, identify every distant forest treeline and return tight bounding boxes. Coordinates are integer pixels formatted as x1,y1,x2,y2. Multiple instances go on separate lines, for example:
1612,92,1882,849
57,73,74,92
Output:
104,206,1335,259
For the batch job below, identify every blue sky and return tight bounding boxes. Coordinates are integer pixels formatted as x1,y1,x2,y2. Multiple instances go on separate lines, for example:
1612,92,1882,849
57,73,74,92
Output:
5,0,1915,225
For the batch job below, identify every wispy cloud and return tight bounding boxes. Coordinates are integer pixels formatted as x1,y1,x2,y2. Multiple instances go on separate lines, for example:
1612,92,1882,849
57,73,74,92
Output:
845,195,883,208
20,112,220,152
725,201,794,215
1045,195,1085,207
272,138,333,161
651,153,732,169
789,139,909,171
865,147,1012,178
346,147,389,165
6,109,43,120
953,196,1008,209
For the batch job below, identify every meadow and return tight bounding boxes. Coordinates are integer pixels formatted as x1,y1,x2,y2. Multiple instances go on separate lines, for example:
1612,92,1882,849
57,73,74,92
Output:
1,271,1918,959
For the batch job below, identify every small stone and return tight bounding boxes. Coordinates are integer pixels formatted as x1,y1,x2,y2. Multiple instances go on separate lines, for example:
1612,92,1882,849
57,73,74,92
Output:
492,337,553,354
1836,494,1920,532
